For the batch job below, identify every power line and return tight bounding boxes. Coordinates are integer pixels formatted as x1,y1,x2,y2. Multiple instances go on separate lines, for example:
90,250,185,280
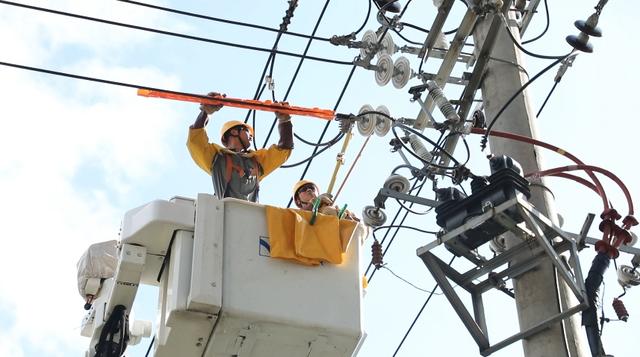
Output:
0,0,352,66
536,80,559,117
481,53,570,150
522,0,550,45
260,0,333,148
499,12,565,60
392,256,457,357
117,0,332,42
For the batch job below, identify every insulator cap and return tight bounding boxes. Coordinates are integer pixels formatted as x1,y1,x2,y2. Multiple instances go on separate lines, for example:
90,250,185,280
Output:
566,35,593,53
575,20,602,37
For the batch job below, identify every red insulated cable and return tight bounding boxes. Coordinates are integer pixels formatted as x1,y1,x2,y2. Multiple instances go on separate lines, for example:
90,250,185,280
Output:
470,127,609,211
526,165,634,216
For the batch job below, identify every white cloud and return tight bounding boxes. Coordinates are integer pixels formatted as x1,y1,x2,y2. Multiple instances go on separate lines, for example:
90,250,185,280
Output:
0,1,185,355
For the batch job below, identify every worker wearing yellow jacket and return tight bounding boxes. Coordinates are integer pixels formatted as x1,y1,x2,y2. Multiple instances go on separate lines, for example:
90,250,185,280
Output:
188,92,293,202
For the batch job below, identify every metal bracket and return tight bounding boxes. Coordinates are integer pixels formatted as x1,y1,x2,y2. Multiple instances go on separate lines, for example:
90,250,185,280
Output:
416,196,588,356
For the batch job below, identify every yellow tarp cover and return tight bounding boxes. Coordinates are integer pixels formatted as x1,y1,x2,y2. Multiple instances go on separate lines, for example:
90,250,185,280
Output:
265,206,358,266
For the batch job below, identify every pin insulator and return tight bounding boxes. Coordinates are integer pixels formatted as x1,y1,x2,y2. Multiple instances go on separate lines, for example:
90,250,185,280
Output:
612,298,629,322
372,239,384,269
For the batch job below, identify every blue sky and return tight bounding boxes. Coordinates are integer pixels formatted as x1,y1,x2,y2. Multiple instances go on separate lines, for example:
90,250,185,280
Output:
0,1,638,356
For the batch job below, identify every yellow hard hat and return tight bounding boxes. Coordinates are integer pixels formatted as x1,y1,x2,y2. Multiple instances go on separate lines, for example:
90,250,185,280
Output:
292,179,318,202
220,120,254,142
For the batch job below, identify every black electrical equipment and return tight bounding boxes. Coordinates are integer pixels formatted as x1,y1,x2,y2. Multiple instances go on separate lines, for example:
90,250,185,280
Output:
435,156,531,252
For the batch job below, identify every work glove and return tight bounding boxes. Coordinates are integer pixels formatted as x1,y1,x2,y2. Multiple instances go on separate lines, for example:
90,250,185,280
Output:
200,92,224,115
275,102,291,122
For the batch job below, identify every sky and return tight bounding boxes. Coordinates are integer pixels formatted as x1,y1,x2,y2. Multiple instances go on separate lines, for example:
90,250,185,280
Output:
0,0,638,356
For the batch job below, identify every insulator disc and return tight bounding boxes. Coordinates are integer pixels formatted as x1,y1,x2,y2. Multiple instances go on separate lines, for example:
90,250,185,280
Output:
378,32,396,57
360,30,377,58
362,205,387,227
374,105,391,137
375,54,393,87
383,174,410,194
357,104,375,137
617,265,640,288
392,56,412,89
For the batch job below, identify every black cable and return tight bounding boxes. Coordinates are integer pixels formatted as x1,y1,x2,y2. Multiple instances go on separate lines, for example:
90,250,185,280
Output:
353,0,373,35
144,336,155,357
260,0,332,148
375,0,424,46
116,0,332,41
372,224,438,238
522,0,550,45
482,53,569,150
489,56,530,78
499,13,565,60
365,129,445,280
394,199,434,215
280,133,344,168
245,0,302,147
0,1,352,66
393,255,457,357
536,80,559,118
392,123,461,169
398,22,459,36
285,64,357,208
0,60,325,119
295,131,344,147
366,178,428,280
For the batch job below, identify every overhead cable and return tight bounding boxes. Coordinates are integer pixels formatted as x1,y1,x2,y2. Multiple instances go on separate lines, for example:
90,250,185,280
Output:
521,0,550,45
246,0,301,149
500,13,566,60
116,0,332,42
260,0,333,148
481,53,571,150
392,256,457,357
0,0,352,66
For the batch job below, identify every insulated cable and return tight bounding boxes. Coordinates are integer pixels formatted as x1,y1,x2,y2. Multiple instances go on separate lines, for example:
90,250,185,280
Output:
365,129,447,280
392,122,462,170
521,0,550,45
260,0,333,148
536,80,559,117
381,265,443,294
285,65,357,209
481,53,571,150
392,256,457,357
116,0,332,41
471,127,609,211
499,12,566,60
0,1,352,66
281,132,345,168
526,165,634,216
245,0,302,149
295,131,344,147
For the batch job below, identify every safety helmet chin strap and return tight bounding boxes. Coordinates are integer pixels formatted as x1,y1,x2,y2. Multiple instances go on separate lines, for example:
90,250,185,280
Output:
225,129,251,151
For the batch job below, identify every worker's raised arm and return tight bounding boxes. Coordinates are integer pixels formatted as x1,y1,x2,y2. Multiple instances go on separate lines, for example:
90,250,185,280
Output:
276,110,293,150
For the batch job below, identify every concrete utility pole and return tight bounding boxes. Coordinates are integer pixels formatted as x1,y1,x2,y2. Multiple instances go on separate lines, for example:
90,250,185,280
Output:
473,11,589,357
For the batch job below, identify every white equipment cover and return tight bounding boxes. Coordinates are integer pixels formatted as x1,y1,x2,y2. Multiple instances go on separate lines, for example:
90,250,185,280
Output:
76,240,118,297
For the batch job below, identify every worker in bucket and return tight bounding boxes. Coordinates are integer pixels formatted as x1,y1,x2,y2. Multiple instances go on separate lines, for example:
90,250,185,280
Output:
292,180,359,221
188,92,293,202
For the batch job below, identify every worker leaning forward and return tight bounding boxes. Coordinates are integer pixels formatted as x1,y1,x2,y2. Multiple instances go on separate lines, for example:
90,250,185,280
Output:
187,92,293,202
292,180,359,221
